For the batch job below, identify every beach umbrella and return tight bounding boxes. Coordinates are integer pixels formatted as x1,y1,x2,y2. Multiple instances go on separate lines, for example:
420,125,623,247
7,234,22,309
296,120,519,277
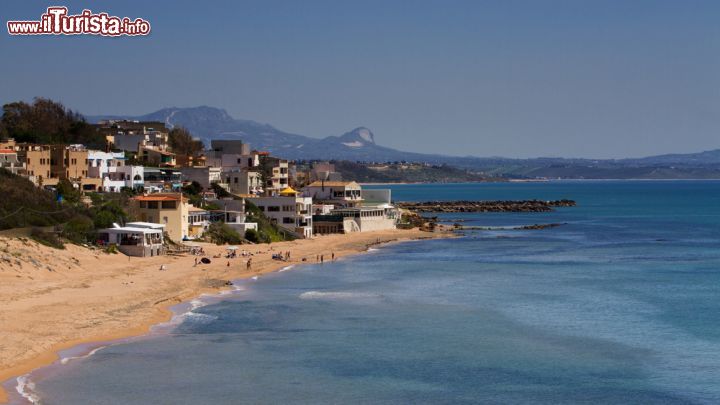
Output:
201,258,211,264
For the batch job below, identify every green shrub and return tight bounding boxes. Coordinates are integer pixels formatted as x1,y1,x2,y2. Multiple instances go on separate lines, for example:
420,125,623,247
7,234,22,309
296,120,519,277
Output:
244,228,260,243
30,227,65,249
205,222,244,245
62,216,94,244
244,200,295,243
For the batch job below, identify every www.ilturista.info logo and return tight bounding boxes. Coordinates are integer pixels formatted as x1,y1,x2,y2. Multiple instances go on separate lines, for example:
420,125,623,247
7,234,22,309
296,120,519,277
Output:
7,7,151,36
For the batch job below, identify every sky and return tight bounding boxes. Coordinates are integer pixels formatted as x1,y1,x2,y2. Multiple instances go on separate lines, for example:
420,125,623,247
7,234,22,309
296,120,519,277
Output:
1,0,719,158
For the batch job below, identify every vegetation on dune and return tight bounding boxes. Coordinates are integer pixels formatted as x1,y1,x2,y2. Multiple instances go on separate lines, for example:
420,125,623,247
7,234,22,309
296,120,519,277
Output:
0,170,130,248
0,169,80,230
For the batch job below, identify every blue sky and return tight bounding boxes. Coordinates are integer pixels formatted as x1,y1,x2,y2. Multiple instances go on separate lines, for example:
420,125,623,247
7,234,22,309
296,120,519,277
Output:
2,0,719,158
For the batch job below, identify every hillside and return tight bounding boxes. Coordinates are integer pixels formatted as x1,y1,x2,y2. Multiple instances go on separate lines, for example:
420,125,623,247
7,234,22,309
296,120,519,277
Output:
0,169,79,230
331,161,489,183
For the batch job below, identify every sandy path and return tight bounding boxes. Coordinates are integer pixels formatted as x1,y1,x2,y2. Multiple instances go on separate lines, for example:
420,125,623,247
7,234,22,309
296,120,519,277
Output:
0,228,449,402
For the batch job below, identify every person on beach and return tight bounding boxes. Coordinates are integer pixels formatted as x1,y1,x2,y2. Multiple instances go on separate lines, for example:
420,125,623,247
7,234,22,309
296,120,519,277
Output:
316,254,319,262
159,264,166,271
332,252,335,261
194,257,198,266
227,261,230,267
246,258,252,271
321,255,324,263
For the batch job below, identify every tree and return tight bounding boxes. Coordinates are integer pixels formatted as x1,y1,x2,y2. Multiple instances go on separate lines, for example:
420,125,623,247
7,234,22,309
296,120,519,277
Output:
211,182,231,198
1,98,105,148
182,181,203,196
56,179,82,204
168,126,204,156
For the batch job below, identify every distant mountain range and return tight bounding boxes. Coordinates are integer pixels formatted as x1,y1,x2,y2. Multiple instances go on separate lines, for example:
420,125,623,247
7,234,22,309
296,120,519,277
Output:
87,106,720,179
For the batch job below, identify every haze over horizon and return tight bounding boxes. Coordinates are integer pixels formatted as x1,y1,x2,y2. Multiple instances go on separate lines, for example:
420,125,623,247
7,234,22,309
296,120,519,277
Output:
2,0,719,159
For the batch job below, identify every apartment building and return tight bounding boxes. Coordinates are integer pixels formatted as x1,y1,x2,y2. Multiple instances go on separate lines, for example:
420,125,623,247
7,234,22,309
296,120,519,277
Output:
251,188,313,238
223,168,262,195
131,193,190,241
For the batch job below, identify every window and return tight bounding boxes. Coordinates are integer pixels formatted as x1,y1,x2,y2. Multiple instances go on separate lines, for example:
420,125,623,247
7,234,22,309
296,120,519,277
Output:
283,217,294,224
267,206,280,212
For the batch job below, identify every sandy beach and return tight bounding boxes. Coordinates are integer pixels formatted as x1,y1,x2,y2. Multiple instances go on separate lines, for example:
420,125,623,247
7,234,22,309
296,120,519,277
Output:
0,228,449,403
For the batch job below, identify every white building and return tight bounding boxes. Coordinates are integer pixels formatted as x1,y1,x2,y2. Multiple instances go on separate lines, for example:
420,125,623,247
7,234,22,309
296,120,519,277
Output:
312,187,398,234
251,188,313,238
87,151,144,192
180,166,223,190
223,168,263,195
303,181,363,208
98,223,164,257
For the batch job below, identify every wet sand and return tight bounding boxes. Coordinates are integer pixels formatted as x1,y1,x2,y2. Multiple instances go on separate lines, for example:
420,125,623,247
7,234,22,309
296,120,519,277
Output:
0,228,450,403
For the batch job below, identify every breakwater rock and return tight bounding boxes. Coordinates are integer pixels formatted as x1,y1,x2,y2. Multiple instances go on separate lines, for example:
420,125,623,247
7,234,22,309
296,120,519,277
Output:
397,199,576,213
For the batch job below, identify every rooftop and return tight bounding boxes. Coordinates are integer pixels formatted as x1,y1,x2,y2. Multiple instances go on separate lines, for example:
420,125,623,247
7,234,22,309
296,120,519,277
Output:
133,194,185,202
124,222,166,229
307,181,361,188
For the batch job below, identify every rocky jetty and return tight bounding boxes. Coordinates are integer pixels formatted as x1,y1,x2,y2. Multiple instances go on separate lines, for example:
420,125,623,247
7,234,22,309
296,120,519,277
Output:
397,199,576,213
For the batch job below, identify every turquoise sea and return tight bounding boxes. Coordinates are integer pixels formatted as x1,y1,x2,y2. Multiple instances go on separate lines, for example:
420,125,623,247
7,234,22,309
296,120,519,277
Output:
13,181,720,404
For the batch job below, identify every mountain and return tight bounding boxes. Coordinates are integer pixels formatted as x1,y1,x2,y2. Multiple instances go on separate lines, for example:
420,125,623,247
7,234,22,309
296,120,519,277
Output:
87,106,432,162
86,106,720,179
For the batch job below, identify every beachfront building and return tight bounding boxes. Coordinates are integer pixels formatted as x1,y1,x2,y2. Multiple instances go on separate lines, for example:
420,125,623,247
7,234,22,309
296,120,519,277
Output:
251,188,313,238
131,193,190,241
187,205,210,239
303,181,363,208
97,223,164,257
311,187,398,235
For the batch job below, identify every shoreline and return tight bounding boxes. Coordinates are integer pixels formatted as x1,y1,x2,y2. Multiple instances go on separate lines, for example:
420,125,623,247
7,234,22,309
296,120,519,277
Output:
0,228,453,403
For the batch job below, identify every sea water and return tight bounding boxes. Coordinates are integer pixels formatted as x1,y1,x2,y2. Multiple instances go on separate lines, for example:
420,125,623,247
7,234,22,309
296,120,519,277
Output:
23,181,720,404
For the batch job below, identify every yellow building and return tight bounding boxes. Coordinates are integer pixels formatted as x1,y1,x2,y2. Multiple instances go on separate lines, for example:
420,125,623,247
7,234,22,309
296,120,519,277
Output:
132,193,189,241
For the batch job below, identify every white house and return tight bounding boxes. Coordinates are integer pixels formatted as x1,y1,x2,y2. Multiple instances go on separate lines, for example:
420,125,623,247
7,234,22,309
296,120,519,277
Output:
303,181,363,208
97,223,164,257
251,188,313,238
